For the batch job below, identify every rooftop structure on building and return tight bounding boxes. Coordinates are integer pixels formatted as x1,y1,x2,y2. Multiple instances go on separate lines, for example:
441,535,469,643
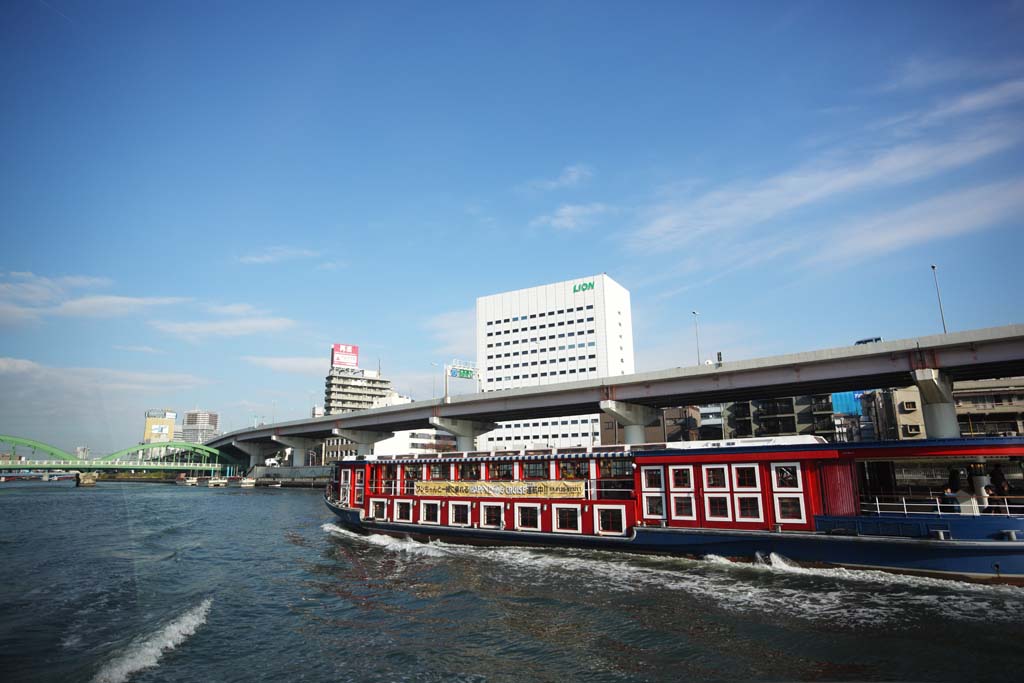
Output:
181,409,219,444
476,273,635,449
323,343,393,415
142,408,176,444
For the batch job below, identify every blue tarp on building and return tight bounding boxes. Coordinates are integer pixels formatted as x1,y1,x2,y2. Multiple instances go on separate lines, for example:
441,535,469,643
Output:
831,391,863,416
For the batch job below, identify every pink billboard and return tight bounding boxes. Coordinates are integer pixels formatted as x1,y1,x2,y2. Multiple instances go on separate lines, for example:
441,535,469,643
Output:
331,343,359,368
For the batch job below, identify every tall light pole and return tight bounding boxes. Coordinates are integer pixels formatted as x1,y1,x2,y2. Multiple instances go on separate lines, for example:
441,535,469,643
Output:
930,264,948,334
692,311,701,365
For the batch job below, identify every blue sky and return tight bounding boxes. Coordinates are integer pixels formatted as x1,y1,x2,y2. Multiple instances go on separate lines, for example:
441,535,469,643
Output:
2,1,1023,453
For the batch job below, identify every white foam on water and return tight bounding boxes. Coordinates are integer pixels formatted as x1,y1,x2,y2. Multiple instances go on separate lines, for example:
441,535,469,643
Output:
90,597,212,683
321,521,1024,627
321,523,451,557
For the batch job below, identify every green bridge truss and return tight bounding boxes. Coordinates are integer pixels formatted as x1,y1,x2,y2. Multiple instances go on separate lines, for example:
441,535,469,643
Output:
1,435,225,463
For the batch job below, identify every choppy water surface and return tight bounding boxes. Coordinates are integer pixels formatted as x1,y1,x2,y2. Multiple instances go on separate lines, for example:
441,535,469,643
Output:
2,482,1023,682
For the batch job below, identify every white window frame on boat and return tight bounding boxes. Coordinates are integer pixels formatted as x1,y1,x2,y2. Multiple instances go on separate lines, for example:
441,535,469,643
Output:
419,500,442,525
369,498,388,521
731,463,761,492
448,501,472,527
702,465,730,492
354,470,365,505
771,462,803,492
668,465,694,492
642,493,667,520
641,466,664,492
552,504,582,533
593,504,627,536
480,502,504,529
393,498,414,522
670,493,697,521
773,494,806,524
514,502,542,531
733,493,764,522
704,493,732,522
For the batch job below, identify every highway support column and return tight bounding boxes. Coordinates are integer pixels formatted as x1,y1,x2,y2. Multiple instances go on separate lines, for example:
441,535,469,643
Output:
232,440,269,469
429,417,497,452
912,368,960,439
331,428,394,456
600,400,660,445
270,436,322,467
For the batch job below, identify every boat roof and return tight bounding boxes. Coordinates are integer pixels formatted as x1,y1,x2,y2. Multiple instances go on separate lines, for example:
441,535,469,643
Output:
338,436,1024,465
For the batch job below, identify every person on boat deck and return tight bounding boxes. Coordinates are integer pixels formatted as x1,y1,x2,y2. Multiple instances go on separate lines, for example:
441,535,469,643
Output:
941,486,960,514
990,464,1008,493
982,485,1003,514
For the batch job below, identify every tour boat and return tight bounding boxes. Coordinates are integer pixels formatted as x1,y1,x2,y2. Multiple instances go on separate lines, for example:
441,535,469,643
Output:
239,476,256,488
175,474,199,486
324,436,1024,583
207,476,229,488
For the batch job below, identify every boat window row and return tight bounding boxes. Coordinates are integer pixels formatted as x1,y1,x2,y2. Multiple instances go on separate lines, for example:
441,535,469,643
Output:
367,496,629,536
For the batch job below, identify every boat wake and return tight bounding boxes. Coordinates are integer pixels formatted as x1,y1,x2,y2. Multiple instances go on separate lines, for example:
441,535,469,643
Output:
90,597,212,683
322,522,1024,627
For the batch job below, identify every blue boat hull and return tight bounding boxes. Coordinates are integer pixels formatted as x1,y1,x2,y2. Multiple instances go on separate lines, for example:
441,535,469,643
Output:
324,497,1024,583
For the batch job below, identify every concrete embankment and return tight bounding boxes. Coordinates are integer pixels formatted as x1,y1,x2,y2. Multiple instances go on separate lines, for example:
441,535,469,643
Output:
251,465,331,488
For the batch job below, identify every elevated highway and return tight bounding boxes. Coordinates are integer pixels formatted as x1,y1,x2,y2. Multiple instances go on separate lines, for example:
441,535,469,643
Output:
209,324,1024,463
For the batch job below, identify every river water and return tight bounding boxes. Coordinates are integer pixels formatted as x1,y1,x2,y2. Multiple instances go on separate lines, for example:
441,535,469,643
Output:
2,481,1024,683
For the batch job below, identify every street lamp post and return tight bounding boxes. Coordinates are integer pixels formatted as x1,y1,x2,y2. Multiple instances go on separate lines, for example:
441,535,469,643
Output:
930,264,948,334
692,311,701,365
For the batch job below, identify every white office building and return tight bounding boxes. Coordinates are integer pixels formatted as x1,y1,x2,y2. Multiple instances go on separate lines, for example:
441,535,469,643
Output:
476,273,635,449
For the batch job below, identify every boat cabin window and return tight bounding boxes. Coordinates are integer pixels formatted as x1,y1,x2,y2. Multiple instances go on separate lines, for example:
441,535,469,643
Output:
599,459,631,478
553,505,581,533
428,463,448,481
515,504,541,531
595,506,626,535
669,466,693,490
705,495,731,521
671,494,696,520
481,503,503,528
371,500,387,519
560,461,588,480
732,464,759,491
383,465,398,495
643,494,666,518
489,462,513,480
395,500,413,522
704,466,728,490
774,495,805,523
771,463,802,491
420,501,441,524
522,462,548,480
354,470,364,504
642,467,664,490
403,465,422,494
449,502,471,526
735,495,763,522
459,463,481,481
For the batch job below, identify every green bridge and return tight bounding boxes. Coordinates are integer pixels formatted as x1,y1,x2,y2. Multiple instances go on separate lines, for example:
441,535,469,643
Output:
0,435,236,472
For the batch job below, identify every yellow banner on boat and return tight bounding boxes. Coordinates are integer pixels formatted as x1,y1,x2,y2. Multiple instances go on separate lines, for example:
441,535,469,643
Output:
413,480,585,499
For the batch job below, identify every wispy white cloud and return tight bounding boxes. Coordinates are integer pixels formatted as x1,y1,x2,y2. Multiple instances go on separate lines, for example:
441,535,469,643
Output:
112,345,165,354
151,317,296,338
877,57,1024,92
0,357,208,452
50,295,187,318
316,260,347,271
241,355,326,376
531,203,611,231
631,123,1021,252
205,303,265,316
424,309,476,358
0,272,110,305
524,164,594,192
238,246,319,264
808,178,1024,266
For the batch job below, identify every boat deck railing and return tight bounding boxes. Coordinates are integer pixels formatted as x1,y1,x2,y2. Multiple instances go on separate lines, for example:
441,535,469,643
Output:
861,494,1024,517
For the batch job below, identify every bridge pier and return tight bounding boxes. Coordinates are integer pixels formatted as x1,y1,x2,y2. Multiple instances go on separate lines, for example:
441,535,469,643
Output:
75,471,97,487
332,428,394,456
232,440,272,468
600,400,660,445
912,368,960,439
271,436,321,467
429,417,496,452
